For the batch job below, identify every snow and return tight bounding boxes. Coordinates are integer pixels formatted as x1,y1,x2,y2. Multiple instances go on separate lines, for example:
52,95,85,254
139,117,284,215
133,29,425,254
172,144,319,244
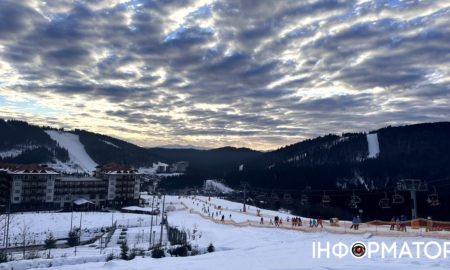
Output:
3,211,155,244
0,145,40,158
6,195,450,270
45,130,98,174
138,162,169,175
100,140,120,149
367,133,380,158
204,180,234,194
0,149,24,158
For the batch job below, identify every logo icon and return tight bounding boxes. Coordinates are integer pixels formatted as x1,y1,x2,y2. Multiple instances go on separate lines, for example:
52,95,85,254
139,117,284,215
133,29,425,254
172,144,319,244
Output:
351,242,366,258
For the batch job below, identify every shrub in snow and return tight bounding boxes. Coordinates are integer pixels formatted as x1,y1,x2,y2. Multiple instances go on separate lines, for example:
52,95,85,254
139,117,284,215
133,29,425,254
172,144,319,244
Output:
0,251,8,263
128,249,137,260
67,230,79,247
190,248,201,256
207,243,215,253
168,245,189,257
106,253,115,261
151,247,165,258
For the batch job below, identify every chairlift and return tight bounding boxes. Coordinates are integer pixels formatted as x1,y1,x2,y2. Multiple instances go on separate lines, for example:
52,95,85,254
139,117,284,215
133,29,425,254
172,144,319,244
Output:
427,186,440,206
283,193,293,203
350,190,361,204
300,194,309,205
322,191,331,207
271,192,279,200
379,192,391,209
349,201,358,209
392,190,405,204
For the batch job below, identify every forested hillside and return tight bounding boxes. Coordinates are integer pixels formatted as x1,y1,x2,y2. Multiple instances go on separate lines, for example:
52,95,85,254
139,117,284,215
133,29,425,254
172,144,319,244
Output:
0,120,69,163
75,130,162,167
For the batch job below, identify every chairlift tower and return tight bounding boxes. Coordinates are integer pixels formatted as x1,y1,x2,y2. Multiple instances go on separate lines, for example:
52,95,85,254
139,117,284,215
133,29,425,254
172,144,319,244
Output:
240,182,250,212
396,179,428,219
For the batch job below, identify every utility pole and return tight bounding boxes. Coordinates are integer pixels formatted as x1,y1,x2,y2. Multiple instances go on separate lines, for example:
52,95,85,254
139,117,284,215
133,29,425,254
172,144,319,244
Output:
397,179,428,219
4,198,11,255
240,182,249,212
70,201,74,231
79,211,83,244
149,195,155,249
159,195,165,247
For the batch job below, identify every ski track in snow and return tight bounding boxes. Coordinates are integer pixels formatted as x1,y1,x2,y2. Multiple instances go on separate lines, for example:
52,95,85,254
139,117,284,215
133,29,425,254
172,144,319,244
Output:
45,130,97,173
367,133,380,158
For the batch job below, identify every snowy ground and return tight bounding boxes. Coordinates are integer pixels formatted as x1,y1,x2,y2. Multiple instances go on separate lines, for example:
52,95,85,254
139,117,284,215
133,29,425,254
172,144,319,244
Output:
3,196,450,270
1,211,157,247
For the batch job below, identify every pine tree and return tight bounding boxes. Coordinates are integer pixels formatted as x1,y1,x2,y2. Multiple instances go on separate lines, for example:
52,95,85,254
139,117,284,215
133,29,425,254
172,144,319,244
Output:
120,241,129,260
44,232,57,257
45,233,57,249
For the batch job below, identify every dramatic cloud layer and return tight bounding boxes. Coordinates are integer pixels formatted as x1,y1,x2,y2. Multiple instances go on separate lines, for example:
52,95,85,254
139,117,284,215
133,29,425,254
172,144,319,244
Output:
0,0,449,149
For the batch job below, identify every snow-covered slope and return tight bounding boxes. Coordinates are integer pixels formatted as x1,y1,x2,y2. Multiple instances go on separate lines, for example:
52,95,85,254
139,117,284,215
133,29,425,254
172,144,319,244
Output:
7,195,450,270
138,162,169,174
366,133,380,158
45,130,97,174
204,179,234,194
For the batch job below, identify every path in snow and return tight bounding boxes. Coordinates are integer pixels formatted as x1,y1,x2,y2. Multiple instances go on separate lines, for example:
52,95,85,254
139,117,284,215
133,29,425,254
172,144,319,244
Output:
366,133,380,158
45,130,98,173
171,196,450,240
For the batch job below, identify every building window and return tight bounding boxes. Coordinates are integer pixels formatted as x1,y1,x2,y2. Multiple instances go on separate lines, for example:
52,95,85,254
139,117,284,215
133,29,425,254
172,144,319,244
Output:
14,197,20,201
15,182,21,186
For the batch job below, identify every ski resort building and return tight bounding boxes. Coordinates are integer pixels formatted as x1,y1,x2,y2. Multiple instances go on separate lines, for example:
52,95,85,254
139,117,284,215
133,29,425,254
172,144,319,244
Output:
0,162,141,211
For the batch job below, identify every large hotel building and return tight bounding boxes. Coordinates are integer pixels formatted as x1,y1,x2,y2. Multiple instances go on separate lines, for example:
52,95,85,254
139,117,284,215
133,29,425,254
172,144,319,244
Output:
0,162,141,211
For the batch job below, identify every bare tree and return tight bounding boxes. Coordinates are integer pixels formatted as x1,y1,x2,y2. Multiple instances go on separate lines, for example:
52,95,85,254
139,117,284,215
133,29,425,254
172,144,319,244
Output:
1,213,15,249
18,220,31,259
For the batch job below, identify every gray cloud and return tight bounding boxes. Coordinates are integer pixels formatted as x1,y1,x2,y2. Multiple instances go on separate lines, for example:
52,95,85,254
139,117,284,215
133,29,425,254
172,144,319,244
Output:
1,0,449,149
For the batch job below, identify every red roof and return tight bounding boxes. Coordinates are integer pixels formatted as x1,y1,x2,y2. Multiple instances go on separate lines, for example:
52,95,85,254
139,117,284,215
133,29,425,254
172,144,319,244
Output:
97,162,137,174
0,162,56,174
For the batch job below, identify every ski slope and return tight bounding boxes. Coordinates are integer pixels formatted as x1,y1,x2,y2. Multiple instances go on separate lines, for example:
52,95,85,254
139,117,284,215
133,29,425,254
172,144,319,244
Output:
366,133,380,158
204,179,234,194
45,130,97,174
7,196,449,270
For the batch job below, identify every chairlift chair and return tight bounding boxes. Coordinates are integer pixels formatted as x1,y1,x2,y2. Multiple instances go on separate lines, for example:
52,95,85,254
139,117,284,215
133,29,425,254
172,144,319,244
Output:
392,190,405,204
283,193,293,203
379,192,391,209
350,190,362,204
322,192,331,207
349,201,358,209
300,194,309,206
427,186,440,206
271,192,280,200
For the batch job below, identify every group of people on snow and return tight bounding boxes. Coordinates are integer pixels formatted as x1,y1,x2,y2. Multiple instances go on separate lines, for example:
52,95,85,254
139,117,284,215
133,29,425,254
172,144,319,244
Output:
309,217,323,228
389,215,408,232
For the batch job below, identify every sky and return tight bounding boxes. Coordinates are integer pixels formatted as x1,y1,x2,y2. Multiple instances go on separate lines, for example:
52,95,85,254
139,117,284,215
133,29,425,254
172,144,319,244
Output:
0,0,449,150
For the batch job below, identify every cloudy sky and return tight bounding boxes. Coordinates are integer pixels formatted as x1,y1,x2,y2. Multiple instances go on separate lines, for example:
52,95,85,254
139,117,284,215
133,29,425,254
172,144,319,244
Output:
0,0,449,150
